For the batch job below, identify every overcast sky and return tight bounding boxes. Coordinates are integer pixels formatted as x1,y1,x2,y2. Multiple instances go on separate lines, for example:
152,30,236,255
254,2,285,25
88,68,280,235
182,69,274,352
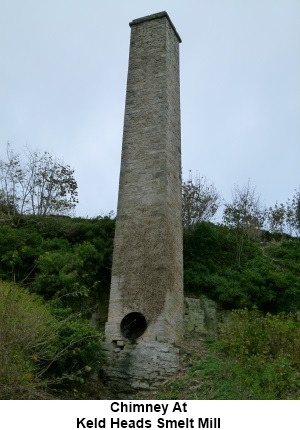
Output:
1,0,299,218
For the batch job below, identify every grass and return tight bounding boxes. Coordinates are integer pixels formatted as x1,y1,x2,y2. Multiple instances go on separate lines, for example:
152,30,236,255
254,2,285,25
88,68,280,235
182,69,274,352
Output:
157,311,300,400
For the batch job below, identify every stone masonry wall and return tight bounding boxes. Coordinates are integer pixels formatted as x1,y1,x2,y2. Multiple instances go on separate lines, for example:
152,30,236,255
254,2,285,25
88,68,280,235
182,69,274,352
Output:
102,296,230,396
105,12,183,345
184,296,232,334
102,342,180,397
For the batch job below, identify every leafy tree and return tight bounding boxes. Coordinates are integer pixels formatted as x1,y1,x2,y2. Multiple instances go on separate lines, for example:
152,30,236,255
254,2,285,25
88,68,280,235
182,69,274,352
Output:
264,188,300,239
0,143,78,222
266,202,287,238
182,172,221,228
0,189,15,218
222,181,265,267
286,188,300,236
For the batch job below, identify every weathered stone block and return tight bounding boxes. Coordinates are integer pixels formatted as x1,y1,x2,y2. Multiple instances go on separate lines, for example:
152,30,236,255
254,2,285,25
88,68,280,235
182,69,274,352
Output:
102,342,180,396
184,295,231,334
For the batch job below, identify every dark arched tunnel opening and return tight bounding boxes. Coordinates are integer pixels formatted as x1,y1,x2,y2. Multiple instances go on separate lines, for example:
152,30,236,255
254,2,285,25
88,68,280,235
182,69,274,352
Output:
120,312,147,340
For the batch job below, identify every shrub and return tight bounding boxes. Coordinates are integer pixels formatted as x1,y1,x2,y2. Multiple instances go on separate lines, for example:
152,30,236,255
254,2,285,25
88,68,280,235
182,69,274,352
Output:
220,309,300,361
48,317,103,386
0,281,57,398
0,281,104,398
219,309,300,398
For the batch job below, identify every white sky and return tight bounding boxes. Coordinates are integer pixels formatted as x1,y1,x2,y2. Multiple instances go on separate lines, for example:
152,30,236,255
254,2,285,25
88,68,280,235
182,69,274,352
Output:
1,0,299,218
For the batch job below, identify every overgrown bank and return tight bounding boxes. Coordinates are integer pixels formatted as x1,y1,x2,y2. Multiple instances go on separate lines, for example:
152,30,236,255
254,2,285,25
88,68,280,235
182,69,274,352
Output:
0,215,299,399
158,310,300,400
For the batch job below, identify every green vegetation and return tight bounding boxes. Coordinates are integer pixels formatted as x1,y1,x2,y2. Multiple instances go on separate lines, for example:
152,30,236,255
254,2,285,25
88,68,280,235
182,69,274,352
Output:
0,213,299,399
0,214,114,399
0,149,299,398
159,310,300,400
0,215,114,314
184,222,300,313
0,281,103,399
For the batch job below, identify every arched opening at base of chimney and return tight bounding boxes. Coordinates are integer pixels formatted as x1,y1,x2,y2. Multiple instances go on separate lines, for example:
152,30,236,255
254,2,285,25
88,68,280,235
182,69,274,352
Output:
120,312,147,340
